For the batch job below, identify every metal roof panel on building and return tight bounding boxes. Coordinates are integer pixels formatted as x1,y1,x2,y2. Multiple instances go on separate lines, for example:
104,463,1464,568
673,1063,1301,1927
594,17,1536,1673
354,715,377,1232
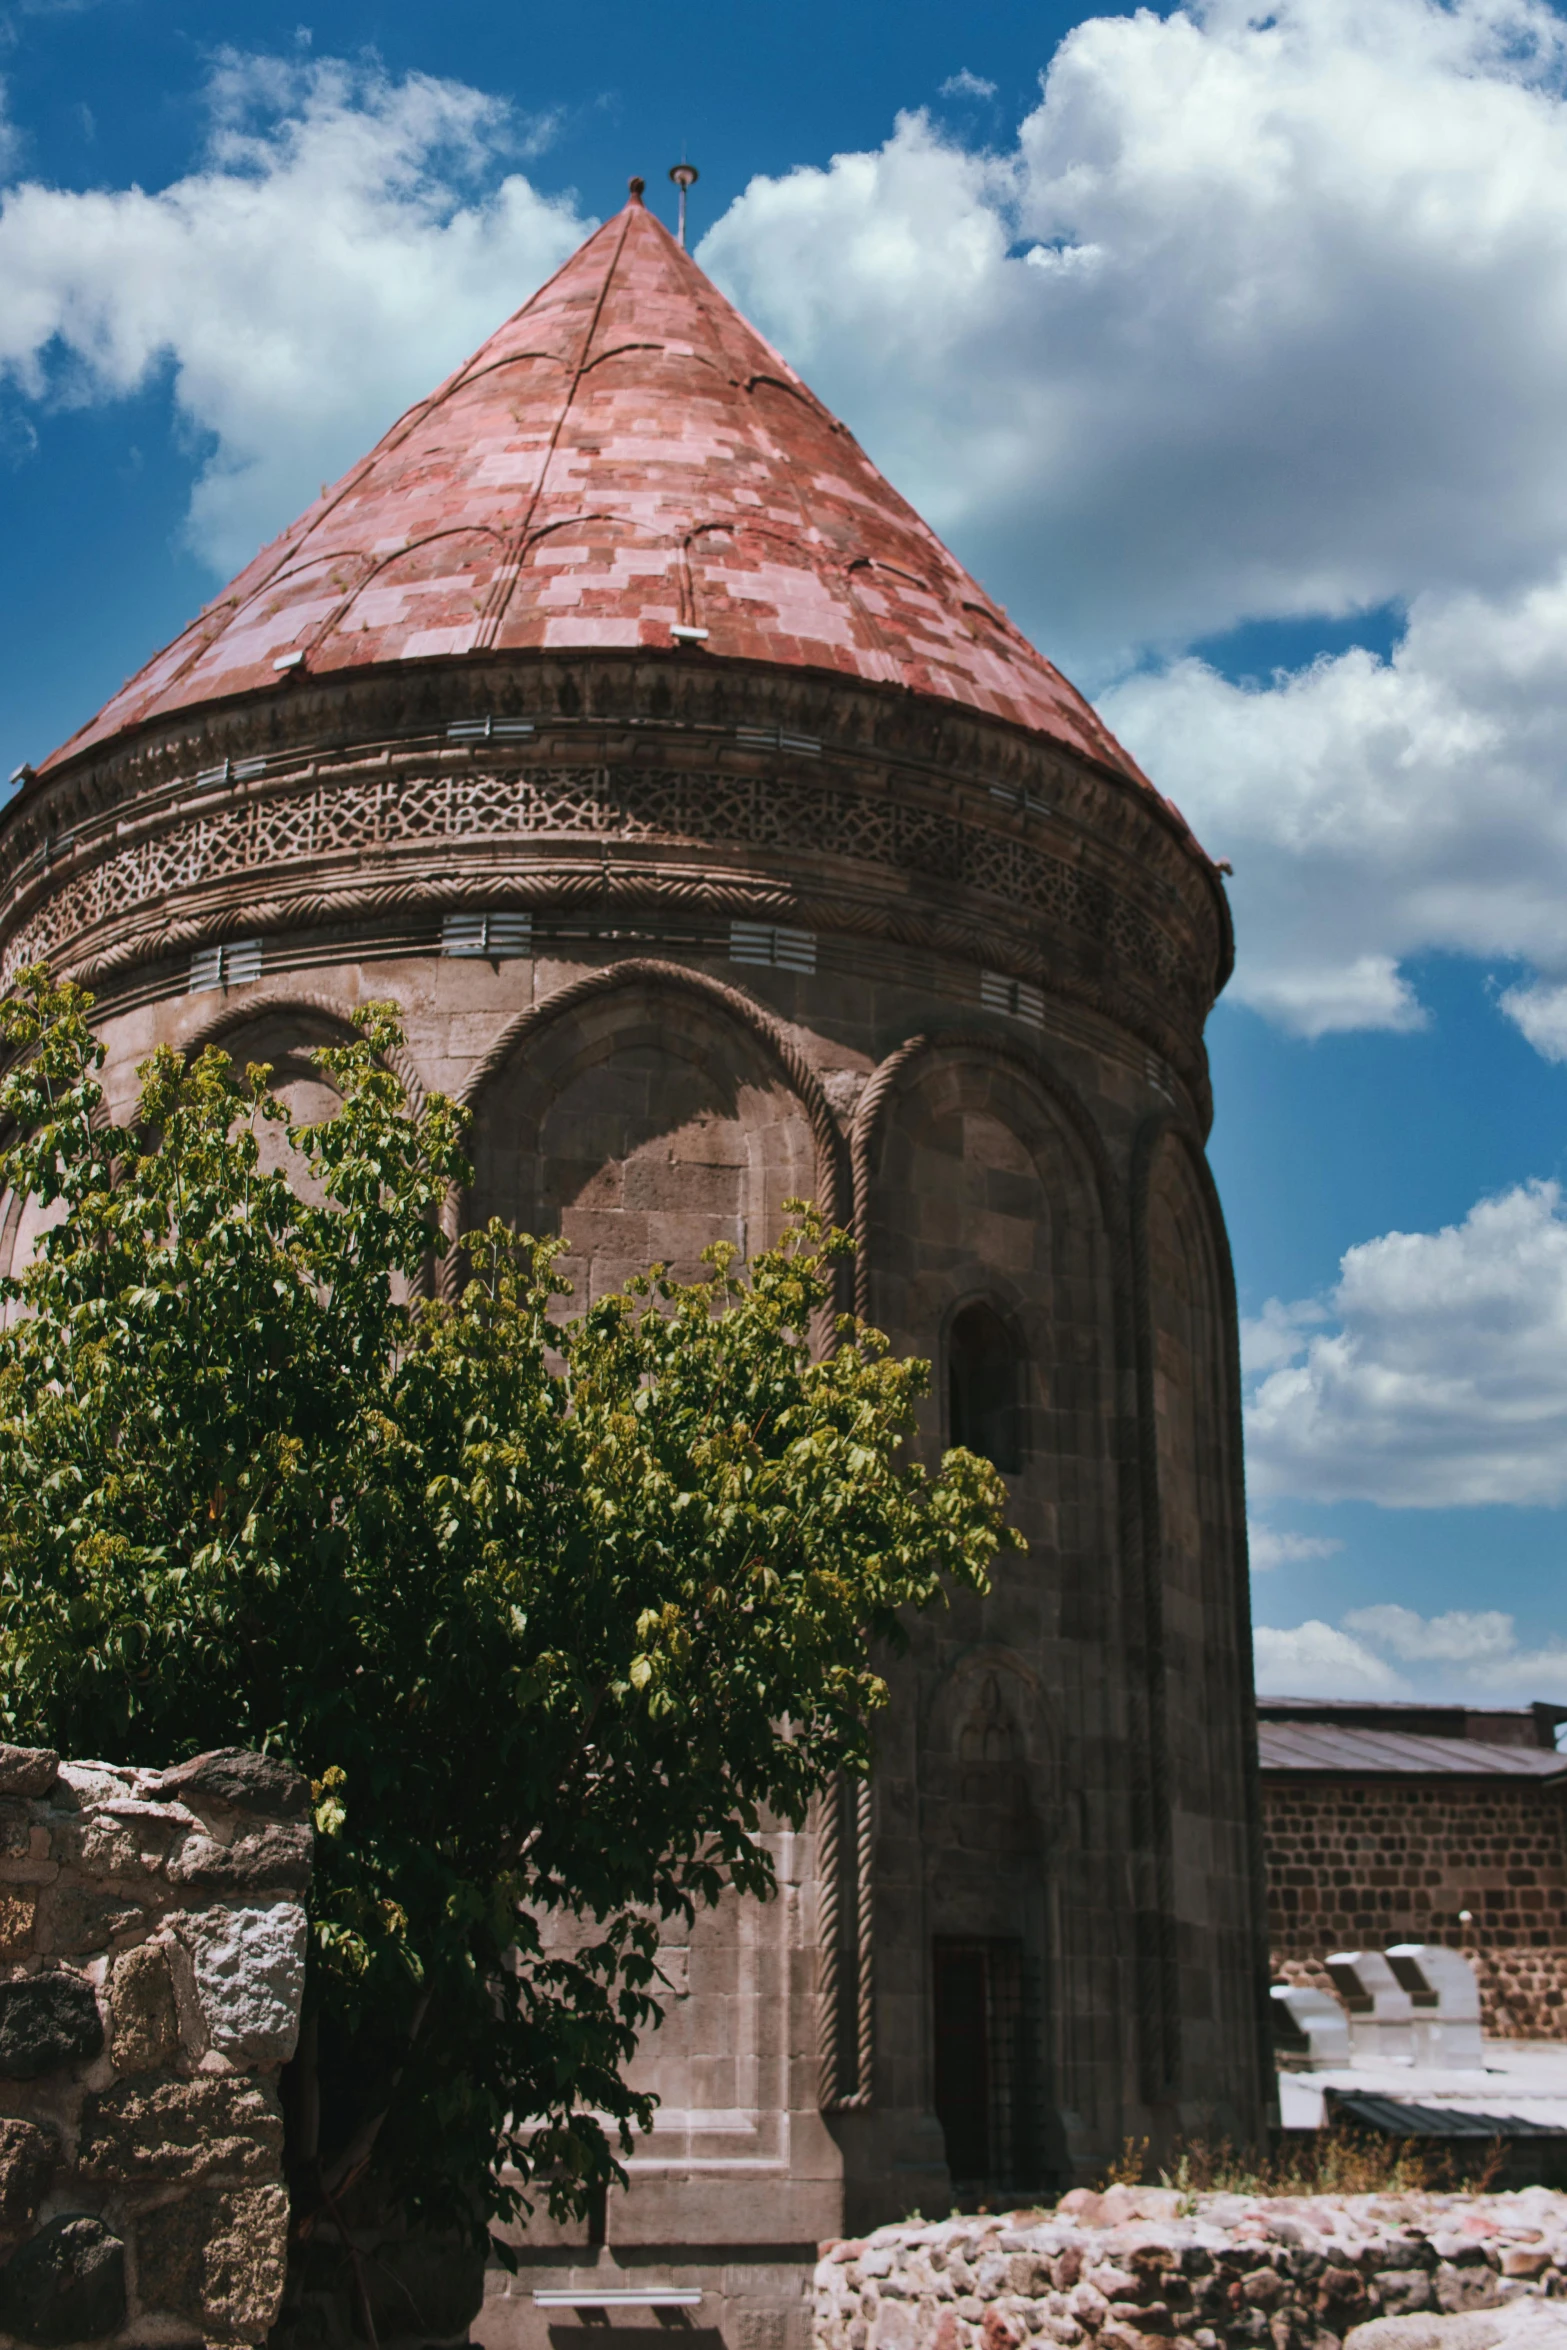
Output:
1325,2089,1567,2139
38,189,1187,836
1258,1721,1567,1779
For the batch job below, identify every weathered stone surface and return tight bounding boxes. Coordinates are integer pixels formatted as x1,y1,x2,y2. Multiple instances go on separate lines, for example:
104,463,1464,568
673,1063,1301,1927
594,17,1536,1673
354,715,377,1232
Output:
0,1971,102,2077
47,1813,150,1878
78,2072,283,2180
0,2213,124,2344
136,2184,289,2340
181,1901,306,2065
166,1822,311,1893
0,2120,54,2228
1348,2312,1567,2350
0,1750,58,1801
45,1884,144,1955
151,1748,309,1821
108,1939,178,2073
0,1892,36,1961
0,1802,33,1859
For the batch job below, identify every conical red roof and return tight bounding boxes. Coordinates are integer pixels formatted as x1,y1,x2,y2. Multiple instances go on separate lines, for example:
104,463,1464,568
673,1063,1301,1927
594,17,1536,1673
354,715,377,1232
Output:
44,190,1149,791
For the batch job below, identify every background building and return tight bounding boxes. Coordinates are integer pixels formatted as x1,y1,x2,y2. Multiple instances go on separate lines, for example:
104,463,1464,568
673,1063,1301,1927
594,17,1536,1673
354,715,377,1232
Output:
1262,1697,1567,2038
0,188,1268,2346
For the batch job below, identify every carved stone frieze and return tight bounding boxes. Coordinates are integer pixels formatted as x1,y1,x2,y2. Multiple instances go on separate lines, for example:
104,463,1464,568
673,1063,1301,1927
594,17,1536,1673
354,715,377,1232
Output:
2,759,1191,993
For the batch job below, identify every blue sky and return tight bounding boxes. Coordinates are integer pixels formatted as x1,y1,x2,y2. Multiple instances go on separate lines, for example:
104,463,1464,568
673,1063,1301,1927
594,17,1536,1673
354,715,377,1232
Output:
6,0,1567,1702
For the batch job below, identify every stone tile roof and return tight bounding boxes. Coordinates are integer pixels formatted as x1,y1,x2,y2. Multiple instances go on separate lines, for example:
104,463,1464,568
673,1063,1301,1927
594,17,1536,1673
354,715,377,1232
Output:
40,185,1163,807
1259,1721,1567,1779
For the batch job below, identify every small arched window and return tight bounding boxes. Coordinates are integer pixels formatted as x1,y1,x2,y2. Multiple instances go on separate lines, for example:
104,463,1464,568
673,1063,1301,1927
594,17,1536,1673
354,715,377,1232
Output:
947,1301,1023,1474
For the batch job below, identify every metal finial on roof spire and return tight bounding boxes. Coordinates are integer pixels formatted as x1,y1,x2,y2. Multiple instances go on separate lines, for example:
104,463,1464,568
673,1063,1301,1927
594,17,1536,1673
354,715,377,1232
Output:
669,160,699,248
628,176,646,204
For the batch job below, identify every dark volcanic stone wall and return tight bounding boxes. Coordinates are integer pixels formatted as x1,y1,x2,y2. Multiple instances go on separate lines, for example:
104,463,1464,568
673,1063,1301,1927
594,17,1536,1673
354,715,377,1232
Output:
1264,1775,1567,2038
0,1740,310,2349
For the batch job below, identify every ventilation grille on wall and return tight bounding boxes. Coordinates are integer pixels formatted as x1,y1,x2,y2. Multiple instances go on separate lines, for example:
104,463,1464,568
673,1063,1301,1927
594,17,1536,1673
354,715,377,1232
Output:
735,725,822,758
189,939,263,993
446,716,536,743
441,910,533,959
195,756,268,789
730,920,817,974
989,783,1052,818
980,970,1045,1026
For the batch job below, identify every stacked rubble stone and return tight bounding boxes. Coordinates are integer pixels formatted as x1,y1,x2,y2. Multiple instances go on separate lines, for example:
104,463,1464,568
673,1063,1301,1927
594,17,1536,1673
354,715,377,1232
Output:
0,1739,311,2348
814,2187,1567,2350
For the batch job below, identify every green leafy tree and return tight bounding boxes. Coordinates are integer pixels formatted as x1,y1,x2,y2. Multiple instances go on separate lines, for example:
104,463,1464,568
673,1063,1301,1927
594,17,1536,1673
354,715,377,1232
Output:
0,969,1015,2249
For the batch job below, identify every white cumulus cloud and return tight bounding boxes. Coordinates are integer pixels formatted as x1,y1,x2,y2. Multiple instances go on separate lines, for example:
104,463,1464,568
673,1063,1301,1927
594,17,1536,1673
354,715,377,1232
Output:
699,0,1567,1041
1246,1181,1567,1506
703,0,1567,670
0,51,589,567
1248,1523,1343,1571
1256,1602,1567,1701
1103,572,1567,1034
1253,1619,1408,1696
10,7,1567,1042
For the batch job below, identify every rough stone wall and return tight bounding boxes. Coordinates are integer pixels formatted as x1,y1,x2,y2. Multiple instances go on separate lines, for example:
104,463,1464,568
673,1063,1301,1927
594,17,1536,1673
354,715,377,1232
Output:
0,1739,311,2349
813,2188,1567,2350
1264,1779,1567,2038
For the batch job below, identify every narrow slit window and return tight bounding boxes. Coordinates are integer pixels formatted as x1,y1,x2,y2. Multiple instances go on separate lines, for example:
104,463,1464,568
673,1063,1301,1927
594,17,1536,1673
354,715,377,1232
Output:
948,1301,1023,1474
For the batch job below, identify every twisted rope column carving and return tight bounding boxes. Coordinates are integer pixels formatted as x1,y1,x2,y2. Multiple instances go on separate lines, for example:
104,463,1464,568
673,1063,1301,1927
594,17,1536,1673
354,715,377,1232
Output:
815,1782,843,2113
818,1772,875,2112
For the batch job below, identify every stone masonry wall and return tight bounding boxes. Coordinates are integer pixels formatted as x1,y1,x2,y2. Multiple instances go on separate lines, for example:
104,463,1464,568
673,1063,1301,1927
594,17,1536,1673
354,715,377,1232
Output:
1264,1779,1567,2039
0,1739,311,2349
814,2187,1567,2350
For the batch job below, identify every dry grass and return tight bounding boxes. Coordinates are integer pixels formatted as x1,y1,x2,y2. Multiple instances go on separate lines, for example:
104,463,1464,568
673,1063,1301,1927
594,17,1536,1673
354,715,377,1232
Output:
1091,2131,1507,2200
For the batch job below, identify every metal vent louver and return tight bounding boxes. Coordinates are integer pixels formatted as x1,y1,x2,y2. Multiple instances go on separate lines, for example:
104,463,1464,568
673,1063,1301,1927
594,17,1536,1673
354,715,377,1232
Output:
446,717,535,743
988,784,1052,817
189,938,263,994
980,970,1045,1027
441,911,533,959
730,920,817,974
735,725,822,758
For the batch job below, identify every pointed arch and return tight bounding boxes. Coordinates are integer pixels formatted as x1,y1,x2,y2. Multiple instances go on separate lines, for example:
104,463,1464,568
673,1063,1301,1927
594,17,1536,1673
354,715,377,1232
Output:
180,987,427,1116
447,958,845,1301
1131,1110,1269,2128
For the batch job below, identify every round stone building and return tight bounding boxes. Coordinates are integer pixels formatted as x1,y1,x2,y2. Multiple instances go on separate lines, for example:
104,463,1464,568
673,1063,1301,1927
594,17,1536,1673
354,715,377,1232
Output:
0,185,1269,2340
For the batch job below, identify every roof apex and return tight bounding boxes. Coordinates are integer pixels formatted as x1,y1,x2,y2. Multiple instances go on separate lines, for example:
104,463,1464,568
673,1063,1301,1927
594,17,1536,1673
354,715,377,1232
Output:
40,192,1182,828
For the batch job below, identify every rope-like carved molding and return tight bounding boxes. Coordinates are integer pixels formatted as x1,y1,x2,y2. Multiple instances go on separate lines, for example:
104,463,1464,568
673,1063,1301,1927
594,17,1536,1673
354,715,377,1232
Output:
437,958,848,1302
816,1772,876,2112
0,757,1203,1018
179,985,429,1118
26,863,1210,1122
849,1027,1122,1323
7,651,1223,932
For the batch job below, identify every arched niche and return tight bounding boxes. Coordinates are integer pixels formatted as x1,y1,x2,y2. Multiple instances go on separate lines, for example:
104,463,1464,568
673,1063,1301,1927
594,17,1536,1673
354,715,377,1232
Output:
922,1647,1058,1906
464,970,827,1307
854,1038,1115,1556
1143,1126,1245,1733
186,1005,352,1211
920,1646,1061,2198
1139,1121,1260,2116
0,998,388,1301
